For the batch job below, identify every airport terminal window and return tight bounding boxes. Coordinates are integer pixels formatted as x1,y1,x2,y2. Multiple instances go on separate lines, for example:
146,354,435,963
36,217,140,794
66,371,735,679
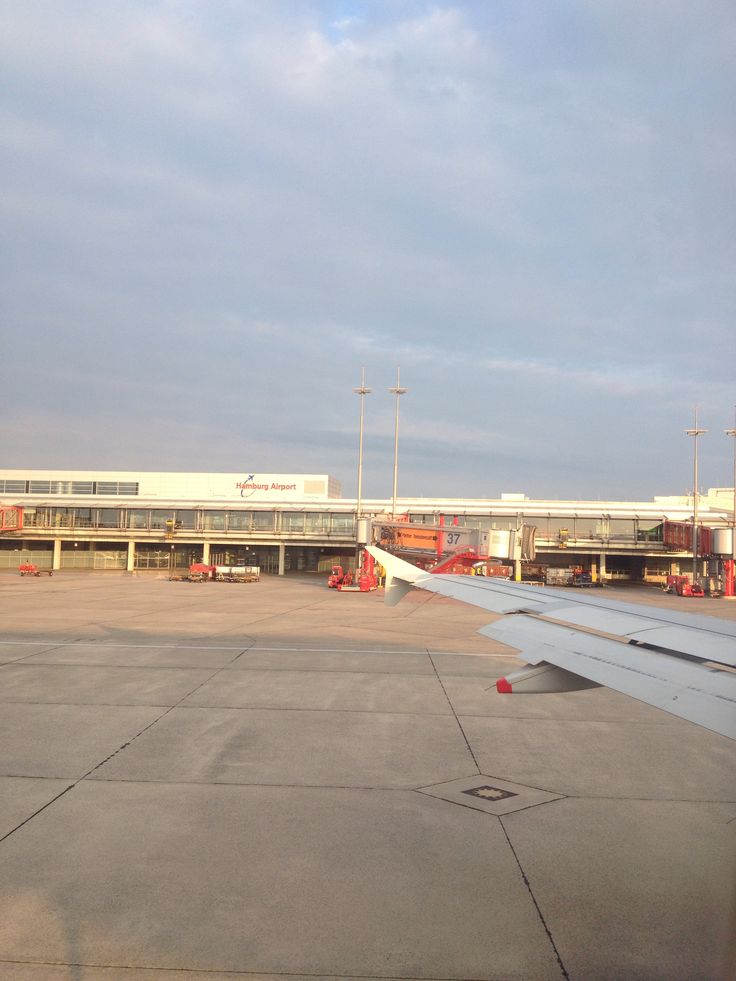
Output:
636,519,664,542
150,510,175,530
174,510,196,530
490,515,520,530
48,508,73,528
202,511,226,531
0,480,26,494
71,482,94,495
304,512,328,533
573,516,606,539
252,511,275,531
330,514,355,534
608,519,636,540
226,511,251,531
548,517,574,535
74,508,94,528
282,513,305,532
127,509,149,530
29,481,52,494
98,508,122,529
97,481,140,496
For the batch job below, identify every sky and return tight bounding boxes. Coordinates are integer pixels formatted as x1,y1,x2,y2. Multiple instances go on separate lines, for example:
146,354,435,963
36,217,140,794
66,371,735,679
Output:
1,0,735,502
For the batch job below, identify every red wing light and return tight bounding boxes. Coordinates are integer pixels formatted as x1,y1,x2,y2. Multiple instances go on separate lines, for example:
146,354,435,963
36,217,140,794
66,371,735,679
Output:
496,677,513,694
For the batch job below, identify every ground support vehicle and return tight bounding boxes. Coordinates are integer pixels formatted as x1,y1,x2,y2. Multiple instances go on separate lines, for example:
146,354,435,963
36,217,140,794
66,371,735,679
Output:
328,565,349,588
664,574,704,597
18,564,52,577
187,564,216,582
215,565,260,583
329,553,378,592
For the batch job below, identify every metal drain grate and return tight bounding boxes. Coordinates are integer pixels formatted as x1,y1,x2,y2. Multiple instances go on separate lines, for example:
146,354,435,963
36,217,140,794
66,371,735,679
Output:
462,785,518,802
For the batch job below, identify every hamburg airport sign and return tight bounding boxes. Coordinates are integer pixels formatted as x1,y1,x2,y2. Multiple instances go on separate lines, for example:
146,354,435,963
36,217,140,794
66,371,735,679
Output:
235,475,302,499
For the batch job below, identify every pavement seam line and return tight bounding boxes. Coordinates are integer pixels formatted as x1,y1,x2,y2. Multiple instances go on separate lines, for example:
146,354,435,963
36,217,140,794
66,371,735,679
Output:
0,958,475,979
427,650,481,774
80,643,256,780
499,816,570,980
0,783,77,846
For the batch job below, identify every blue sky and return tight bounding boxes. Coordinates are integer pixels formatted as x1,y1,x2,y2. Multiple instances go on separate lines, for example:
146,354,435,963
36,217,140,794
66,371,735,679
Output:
1,0,734,500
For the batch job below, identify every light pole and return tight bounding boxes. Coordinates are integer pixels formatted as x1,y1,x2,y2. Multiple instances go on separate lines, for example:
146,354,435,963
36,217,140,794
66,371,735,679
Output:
725,407,736,596
389,366,407,518
353,368,372,520
685,407,707,584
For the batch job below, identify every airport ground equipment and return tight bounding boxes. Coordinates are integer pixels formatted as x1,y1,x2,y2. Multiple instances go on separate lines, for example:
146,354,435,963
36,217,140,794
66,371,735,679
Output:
545,567,595,587
368,544,736,741
663,574,704,597
188,563,216,582
172,564,260,583
215,565,260,582
327,565,349,588
18,564,52,577
327,552,378,592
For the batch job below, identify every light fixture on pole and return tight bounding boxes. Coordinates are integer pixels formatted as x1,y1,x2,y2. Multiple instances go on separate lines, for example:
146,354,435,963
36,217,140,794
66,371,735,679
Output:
684,407,707,584
725,406,736,597
389,366,407,518
353,367,372,520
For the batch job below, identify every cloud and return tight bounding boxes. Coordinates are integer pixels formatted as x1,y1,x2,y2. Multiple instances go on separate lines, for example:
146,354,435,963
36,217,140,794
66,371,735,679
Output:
1,1,734,501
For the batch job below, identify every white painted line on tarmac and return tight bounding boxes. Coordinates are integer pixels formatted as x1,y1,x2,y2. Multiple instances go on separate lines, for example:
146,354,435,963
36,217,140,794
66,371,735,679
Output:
0,641,508,657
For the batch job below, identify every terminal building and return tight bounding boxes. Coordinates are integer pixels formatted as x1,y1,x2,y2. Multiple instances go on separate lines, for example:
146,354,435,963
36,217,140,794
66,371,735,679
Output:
0,469,734,582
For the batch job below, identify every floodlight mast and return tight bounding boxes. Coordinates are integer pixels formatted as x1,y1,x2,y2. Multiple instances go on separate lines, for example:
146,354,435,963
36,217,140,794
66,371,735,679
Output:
389,366,407,519
353,368,372,520
684,406,708,584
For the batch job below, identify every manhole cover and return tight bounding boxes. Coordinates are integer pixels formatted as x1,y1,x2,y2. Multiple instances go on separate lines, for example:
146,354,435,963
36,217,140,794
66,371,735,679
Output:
462,785,518,802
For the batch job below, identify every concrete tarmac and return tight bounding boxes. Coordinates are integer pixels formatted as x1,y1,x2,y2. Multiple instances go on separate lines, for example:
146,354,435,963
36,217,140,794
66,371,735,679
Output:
0,572,734,980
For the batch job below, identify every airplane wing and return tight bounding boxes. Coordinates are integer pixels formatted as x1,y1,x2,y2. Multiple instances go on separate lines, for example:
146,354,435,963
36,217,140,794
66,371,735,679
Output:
367,546,736,741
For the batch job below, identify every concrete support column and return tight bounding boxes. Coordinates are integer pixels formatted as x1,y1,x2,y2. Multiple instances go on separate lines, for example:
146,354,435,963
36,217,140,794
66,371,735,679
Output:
278,542,286,576
599,552,607,583
52,539,62,571
127,541,136,572
591,559,598,583
202,541,211,564
513,558,521,582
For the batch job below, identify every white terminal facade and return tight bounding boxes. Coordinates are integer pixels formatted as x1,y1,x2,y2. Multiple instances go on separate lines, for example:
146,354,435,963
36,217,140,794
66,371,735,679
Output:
0,469,734,580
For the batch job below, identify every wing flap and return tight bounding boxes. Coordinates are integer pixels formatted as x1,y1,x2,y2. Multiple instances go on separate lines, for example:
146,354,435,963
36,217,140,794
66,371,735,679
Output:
484,616,736,739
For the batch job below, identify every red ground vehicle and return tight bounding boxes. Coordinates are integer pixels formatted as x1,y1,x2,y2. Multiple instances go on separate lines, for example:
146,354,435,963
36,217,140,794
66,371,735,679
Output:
664,574,704,597
19,564,52,577
328,565,350,588
327,554,378,592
